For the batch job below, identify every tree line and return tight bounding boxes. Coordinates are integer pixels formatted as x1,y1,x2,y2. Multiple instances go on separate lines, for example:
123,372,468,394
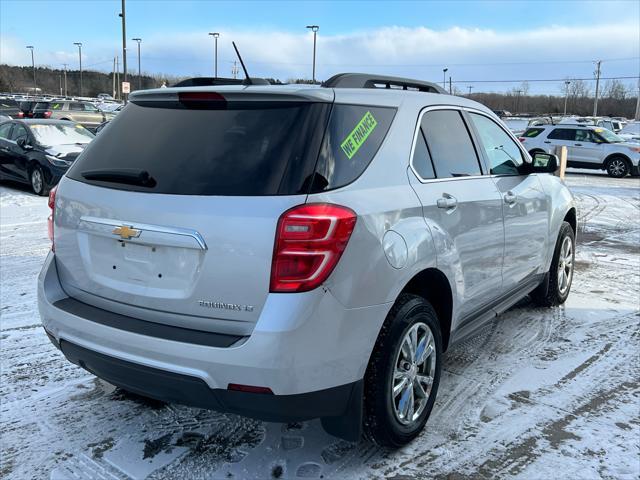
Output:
1,64,637,118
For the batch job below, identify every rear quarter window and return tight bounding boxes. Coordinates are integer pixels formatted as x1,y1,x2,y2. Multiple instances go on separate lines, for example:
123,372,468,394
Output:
310,105,396,192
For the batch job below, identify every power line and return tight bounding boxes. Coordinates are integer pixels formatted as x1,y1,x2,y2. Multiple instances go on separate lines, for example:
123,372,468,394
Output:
451,75,639,84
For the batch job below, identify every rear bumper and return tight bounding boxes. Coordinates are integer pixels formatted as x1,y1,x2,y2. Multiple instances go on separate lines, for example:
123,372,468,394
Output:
58,339,361,422
38,252,389,416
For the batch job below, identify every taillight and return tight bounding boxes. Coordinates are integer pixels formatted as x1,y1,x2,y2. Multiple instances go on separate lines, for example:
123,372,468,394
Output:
48,186,57,251
17,111,24,118
43,111,52,119
270,204,357,293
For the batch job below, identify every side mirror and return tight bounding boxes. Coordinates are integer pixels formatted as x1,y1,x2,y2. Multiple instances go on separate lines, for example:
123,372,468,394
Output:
16,138,32,150
531,152,558,173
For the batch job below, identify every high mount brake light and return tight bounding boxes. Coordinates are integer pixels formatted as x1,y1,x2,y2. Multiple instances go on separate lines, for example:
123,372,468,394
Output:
48,186,57,251
178,92,226,103
270,204,357,293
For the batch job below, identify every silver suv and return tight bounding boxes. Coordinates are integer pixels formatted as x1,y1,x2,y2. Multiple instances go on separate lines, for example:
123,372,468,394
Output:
38,74,576,446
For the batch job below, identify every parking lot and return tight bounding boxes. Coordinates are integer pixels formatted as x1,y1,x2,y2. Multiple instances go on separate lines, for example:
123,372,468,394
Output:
1,171,638,480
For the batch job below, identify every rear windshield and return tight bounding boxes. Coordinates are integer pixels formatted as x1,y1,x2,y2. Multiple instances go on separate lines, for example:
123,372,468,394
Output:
67,100,396,196
34,102,51,110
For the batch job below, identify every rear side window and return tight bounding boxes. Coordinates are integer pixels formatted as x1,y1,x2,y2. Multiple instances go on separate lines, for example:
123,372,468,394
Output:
522,128,544,138
10,125,28,142
69,103,84,111
0,123,13,139
548,128,575,141
420,110,482,178
68,101,332,196
311,105,396,192
411,128,436,179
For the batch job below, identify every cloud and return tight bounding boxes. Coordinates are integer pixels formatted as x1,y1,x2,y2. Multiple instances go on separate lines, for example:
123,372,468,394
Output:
2,22,638,92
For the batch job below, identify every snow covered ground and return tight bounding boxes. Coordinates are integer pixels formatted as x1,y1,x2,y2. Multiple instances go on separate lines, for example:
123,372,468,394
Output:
1,171,639,480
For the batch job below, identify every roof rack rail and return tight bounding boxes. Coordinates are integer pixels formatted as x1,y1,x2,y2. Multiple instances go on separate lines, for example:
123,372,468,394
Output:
172,77,270,87
322,73,446,94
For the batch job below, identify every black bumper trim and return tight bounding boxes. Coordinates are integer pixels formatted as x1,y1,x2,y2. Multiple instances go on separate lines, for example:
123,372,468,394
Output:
53,297,243,348
60,340,361,423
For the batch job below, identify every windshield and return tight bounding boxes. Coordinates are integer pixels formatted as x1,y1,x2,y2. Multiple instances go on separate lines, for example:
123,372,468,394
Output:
621,123,640,134
31,124,95,146
594,128,624,143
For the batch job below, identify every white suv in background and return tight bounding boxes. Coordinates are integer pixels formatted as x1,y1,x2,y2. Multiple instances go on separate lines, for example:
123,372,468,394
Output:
520,124,640,178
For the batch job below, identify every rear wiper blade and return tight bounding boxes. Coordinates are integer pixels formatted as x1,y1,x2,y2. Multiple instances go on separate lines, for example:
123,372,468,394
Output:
81,168,157,188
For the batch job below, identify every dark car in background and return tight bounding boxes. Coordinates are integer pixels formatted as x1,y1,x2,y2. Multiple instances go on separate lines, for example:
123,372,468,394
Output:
0,119,94,195
17,100,38,119
0,98,20,118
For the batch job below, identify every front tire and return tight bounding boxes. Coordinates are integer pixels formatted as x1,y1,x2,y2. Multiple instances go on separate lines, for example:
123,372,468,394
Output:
605,156,629,178
532,221,575,307
363,294,442,447
30,165,48,196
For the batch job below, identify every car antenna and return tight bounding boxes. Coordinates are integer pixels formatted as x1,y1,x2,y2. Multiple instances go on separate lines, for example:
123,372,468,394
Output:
232,41,252,86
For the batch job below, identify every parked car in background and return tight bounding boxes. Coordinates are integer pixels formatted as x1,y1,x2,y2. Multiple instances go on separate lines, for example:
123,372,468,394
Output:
0,119,94,195
97,93,115,100
520,124,640,177
610,119,625,132
32,100,115,131
502,117,529,136
617,121,640,144
39,74,576,447
0,98,20,118
17,100,38,119
558,116,616,132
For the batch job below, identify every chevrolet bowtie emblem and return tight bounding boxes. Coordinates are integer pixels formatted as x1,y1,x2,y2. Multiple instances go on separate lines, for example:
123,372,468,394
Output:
112,225,141,240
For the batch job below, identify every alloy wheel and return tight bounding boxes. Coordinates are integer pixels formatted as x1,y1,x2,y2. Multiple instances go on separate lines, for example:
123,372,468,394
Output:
391,322,436,426
557,235,573,295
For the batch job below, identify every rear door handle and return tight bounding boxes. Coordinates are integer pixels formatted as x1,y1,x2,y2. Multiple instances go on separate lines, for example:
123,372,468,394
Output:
543,141,551,144
504,191,517,205
437,194,458,209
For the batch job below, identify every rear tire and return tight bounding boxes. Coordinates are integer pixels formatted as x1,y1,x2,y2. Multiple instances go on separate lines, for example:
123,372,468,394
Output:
363,294,442,447
531,221,575,307
30,165,48,196
605,156,629,178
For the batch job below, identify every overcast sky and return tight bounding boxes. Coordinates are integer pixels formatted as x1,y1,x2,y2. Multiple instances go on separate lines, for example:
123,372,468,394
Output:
1,0,639,94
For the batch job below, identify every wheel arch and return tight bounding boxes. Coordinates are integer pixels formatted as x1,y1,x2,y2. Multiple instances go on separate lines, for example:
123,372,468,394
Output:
563,207,577,235
399,268,453,351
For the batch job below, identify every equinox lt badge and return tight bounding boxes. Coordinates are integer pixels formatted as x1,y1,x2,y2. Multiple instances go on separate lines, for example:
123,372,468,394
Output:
198,300,254,312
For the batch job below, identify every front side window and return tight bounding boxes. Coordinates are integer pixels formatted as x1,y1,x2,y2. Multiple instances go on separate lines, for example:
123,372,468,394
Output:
82,103,99,112
547,128,576,141
10,125,28,142
469,113,523,175
421,110,482,178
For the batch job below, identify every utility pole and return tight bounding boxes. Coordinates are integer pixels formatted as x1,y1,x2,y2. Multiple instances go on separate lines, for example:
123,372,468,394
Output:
74,42,83,97
208,32,219,77
231,61,239,79
515,89,523,113
26,46,36,94
306,25,319,83
449,77,452,95
468,85,473,96
132,38,142,90
62,64,68,97
119,0,128,102
593,60,601,117
563,80,571,116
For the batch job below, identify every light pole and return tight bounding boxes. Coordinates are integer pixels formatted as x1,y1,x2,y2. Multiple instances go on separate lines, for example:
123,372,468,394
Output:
563,80,571,116
26,46,36,94
119,0,128,102
515,89,523,114
62,64,68,97
132,38,142,90
306,25,319,83
73,42,83,96
442,68,448,89
208,32,220,78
